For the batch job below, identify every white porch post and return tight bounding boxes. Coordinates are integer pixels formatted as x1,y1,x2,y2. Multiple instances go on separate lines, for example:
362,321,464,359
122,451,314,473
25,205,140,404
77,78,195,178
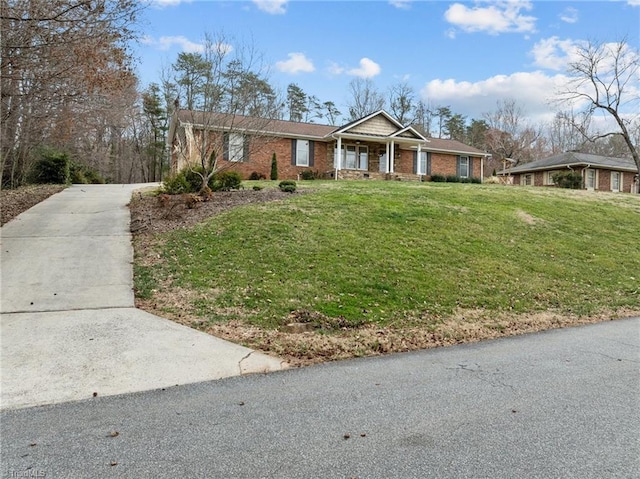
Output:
390,140,395,173
417,143,422,175
385,142,390,173
335,136,342,180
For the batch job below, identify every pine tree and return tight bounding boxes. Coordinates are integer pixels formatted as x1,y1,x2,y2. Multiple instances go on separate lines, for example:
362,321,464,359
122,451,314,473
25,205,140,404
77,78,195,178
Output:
270,153,278,180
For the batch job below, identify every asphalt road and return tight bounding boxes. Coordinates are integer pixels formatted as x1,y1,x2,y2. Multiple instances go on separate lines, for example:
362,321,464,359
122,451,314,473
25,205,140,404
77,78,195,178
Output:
2,317,638,478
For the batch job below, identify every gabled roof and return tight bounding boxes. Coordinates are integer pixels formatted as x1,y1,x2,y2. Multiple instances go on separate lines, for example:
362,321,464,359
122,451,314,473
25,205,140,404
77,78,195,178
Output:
331,110,403,136
502,152,637,174
176,109,337,139
171,109,487,156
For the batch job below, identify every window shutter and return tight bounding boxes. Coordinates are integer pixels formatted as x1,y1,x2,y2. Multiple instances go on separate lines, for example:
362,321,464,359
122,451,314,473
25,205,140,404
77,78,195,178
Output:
309,140,315,166
223,133,229,161
427,152,432,175
469,157,474,177
291,139,297,165
456,156,461,177
243,135,250,162
413,151,417,174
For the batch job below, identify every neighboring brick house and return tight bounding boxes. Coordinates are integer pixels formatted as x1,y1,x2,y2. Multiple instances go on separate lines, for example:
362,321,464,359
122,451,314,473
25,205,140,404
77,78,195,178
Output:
167,109,489,181
498,152,640,193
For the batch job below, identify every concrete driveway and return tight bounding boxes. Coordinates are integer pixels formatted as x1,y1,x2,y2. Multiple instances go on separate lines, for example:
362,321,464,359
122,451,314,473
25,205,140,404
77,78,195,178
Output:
0,184,286,410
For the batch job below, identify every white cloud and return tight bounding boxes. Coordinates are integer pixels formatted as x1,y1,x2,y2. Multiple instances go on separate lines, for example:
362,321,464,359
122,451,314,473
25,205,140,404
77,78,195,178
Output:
420,71,571,123
253,0,288,14
347,58,381,78
627,0,640,6
141,35,205,53
530,37,582,71
276,53,315,74
559,7,578,24
327,62,345,76
444,0,536,35
389,0,412,9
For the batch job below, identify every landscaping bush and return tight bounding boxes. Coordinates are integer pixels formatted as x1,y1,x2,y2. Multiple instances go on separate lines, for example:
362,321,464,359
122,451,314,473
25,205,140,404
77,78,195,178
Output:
460,177,472,183
69,162,105,184
430,174,446,182
278,180,297,193
214,171,243,191
446,175,461,183
162,171,191,194
249,171,266,180
470,177,482,184
300,169,317,180
30,149,69,184
552,171,583,189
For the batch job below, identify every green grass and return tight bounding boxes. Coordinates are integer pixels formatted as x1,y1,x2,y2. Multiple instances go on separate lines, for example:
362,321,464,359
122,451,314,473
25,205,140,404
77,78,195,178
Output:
136,181,640,329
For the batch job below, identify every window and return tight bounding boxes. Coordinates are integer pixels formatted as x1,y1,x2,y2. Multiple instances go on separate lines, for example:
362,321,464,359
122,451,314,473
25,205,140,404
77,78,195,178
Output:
611,171,621,192
418,152,427,175
341,145,368,170
586,169,596,190
523,174,533,186
228,133,244,162
545,171,556,185
296,140,309,166
459,156,469,178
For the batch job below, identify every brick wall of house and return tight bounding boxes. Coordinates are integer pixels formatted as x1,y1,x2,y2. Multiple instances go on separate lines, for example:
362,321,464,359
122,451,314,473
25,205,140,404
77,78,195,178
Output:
599,170,611,191
176,130,332,180
622,171,637,193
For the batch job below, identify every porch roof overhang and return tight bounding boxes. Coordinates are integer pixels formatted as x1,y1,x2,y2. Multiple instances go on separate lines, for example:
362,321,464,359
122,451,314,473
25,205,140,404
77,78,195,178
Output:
329,132,426,147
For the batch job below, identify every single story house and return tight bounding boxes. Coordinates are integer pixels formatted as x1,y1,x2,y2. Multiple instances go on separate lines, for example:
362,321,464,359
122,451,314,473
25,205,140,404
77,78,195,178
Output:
167,109,489,181
498,152,640,193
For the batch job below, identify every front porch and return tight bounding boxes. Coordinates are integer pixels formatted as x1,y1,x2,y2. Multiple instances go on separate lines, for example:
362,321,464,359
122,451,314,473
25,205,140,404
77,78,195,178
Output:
324,169,424,182
327,110,430,182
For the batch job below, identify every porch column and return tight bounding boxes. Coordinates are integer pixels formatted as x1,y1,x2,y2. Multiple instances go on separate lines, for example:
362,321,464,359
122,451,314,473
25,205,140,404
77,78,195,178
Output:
417,143,422,175
390,140,395,173
385,142,390,173
335,136,342,180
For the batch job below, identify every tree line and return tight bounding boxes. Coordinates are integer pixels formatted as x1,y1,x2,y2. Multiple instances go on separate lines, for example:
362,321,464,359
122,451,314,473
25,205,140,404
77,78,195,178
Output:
1,3,637,187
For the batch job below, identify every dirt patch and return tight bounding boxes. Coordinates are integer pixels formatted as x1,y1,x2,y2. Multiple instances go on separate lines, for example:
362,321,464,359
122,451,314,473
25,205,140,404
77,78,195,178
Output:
515,209,543,225
1,184,66,226
129,188,305,236
136,300,638,367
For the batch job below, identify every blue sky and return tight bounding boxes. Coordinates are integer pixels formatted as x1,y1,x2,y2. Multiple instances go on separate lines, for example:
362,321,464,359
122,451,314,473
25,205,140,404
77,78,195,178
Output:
138,1,640,125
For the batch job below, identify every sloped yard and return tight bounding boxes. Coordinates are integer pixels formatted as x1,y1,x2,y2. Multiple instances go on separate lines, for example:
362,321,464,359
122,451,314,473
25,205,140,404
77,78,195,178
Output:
131,181,640,366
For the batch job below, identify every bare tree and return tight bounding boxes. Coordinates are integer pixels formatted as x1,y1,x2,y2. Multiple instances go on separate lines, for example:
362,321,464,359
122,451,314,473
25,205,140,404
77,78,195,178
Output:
483,99,543,166
556,38,639,173
388,82,415,125
346,78,385,121
1,0,143,187
169,32,282,191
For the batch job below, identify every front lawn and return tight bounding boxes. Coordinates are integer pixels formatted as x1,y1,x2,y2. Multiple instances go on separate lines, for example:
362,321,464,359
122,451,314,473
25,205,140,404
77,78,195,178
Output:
133,181,640,365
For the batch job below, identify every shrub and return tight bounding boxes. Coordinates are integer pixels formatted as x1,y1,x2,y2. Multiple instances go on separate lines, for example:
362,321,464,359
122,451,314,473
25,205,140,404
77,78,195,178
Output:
460,177,472,183
214,171,243,191
249,171,266,180
270,153,278,180
30,149,69,184
470,177,482,184
278,180,297,193
430,174,446,182
253,185,263,191
552,171,583,189
162,171,191,194
446,175,461,183
69,162,105,184
300,169,316,180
